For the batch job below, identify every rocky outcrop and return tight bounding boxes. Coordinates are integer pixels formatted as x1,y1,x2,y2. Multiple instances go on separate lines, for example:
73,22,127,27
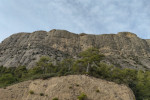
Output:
0,29,150,69
0,75,135,100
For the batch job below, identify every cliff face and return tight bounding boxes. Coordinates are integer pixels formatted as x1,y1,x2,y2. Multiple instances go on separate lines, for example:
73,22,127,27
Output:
0,75,135,100
0,29,150,69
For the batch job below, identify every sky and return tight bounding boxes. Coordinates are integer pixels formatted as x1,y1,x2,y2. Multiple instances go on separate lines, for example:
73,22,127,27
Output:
0,0,150,42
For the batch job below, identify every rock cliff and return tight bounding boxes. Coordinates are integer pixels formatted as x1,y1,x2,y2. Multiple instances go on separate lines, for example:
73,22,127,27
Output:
0,29,150,69
0,75,135,100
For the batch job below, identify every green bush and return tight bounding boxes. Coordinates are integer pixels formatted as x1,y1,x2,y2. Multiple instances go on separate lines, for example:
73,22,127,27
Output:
29,73,57,80
96,89,100,93
0,74,17,87
29,90,34,94
52,97,58,100
77,93,87,100
69,86,73,89
76,84,79,87
40,73,57,80
40,93,44,96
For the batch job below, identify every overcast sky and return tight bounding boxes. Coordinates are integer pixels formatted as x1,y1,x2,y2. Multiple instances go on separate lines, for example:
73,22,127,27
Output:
0,0,150,42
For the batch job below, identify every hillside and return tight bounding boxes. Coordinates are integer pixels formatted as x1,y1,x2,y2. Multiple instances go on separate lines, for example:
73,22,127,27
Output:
0,29,150,70
0,35,150,100
0,75,135,100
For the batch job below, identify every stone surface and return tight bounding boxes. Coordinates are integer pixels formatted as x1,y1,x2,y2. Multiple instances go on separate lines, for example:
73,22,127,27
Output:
0,29,150,69
0,75,135,100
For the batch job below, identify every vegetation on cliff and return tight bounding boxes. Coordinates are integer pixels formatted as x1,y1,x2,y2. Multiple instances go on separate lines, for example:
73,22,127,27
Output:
0,48,150,100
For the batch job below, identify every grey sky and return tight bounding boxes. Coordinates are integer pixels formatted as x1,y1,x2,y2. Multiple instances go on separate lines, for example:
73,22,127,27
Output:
0,0,150,42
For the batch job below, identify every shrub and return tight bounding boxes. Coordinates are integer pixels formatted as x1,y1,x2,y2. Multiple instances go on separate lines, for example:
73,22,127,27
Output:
29,90,34,94
40,93,44,96
96,89,100,93
77,93,87,100
0,74,17,86
3,87,6,89
69,86,72,89
52,97,58,100
76,84,79,87
41,73,56,80
30,73,57,80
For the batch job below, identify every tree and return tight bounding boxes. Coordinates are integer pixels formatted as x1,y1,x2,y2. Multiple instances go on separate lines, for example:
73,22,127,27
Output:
0,74,17,86
14,66,27,78
28,66,43,75
36,56,52,74
61,58,74,71
78,48,104,73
